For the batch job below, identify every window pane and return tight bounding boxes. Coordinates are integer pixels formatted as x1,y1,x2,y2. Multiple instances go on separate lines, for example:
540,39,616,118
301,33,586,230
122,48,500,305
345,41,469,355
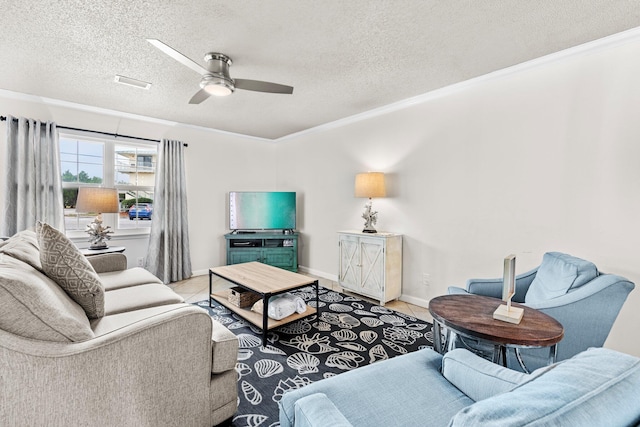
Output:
60,138,104,183
115,145,156,186
119,190,154,229
63,188,98,231
63,188,80,230
61,163,78,182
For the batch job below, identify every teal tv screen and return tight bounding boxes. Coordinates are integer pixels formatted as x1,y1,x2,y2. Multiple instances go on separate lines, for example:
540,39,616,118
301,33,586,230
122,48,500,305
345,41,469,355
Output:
229,192,296,230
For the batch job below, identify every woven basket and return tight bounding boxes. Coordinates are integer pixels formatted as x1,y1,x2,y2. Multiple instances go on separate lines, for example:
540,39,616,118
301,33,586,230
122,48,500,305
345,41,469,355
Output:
228,287,262,308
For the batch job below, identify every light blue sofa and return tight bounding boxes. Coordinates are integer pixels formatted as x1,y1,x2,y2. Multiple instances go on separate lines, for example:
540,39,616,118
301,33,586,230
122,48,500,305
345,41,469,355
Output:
447,252,635,371
279,347,640,427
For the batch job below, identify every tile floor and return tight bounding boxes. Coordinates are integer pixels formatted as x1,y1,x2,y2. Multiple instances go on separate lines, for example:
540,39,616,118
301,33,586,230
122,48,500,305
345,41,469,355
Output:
169,273,433,323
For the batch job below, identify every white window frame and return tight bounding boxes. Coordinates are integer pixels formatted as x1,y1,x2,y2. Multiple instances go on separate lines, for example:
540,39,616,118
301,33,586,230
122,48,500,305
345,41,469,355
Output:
59,130,157,239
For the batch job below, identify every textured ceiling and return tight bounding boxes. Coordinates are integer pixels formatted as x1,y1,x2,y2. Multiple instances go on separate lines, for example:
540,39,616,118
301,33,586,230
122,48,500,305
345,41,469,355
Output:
1,1,640,139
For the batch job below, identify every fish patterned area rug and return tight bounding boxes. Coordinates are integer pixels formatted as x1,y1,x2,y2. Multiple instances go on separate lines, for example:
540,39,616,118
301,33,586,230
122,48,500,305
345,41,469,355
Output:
195,286,433,427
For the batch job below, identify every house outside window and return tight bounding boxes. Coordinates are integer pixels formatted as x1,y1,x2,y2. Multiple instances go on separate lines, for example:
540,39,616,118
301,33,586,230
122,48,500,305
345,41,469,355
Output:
60,132,157,235
137,155,153,168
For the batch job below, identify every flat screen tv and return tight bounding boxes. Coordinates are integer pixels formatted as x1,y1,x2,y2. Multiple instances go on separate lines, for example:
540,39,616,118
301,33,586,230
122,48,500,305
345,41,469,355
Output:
229,191,296,231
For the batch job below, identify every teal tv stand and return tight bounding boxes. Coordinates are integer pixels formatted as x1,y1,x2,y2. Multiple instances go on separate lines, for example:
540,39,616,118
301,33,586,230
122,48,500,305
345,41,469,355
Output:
225,232,298,272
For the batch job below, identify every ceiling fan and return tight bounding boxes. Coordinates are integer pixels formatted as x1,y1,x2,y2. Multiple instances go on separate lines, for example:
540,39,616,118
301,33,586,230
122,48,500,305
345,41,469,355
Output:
146,39,294,104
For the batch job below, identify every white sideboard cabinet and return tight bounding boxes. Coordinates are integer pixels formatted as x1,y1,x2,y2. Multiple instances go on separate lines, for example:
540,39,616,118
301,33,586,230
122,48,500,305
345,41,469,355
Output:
338,230,402,305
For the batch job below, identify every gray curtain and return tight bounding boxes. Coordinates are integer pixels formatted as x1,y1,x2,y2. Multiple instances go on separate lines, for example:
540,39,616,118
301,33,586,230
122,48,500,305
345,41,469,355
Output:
145,139,192,283
2,116,64,236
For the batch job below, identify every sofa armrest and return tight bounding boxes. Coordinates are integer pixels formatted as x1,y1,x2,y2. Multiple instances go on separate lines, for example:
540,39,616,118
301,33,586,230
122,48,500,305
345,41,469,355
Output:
464,267,538,302
0,305,220,426
211,317,239,373
442,349,528,401
293,393,353,427
87,253,127,273
92,303,237,373
522,275,634,362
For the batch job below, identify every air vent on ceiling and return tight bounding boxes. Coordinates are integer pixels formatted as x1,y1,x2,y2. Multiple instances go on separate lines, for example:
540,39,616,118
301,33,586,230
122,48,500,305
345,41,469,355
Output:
114,75,152,90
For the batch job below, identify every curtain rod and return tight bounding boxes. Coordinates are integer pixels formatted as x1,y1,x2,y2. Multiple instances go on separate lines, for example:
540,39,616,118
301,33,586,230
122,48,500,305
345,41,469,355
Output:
0,116,188,147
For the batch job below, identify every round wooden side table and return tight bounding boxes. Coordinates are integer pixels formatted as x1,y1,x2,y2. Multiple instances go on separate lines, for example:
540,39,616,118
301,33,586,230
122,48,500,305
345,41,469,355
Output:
429,294,564,371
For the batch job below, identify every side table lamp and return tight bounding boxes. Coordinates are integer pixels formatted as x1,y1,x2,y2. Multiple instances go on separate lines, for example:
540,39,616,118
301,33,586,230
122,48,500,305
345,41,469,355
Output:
75,187,120,249
354,172,386,233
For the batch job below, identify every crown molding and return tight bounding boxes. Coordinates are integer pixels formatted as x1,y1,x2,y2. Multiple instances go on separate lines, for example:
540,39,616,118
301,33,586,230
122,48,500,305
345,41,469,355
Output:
0,88,273,144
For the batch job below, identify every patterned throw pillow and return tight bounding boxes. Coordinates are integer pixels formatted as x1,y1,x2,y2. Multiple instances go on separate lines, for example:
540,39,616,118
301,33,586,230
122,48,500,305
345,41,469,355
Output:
36,222,105,319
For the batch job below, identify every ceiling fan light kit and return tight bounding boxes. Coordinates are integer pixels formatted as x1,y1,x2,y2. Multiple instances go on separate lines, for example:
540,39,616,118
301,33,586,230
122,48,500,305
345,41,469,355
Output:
146,38,293,104
201,74,234,96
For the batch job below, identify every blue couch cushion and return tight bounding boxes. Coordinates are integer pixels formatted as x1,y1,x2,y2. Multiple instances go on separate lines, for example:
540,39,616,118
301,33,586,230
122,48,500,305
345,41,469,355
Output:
442,349,528,401
449,348,640,426
279,349,473,427
294,393,353,427
525,252,598,303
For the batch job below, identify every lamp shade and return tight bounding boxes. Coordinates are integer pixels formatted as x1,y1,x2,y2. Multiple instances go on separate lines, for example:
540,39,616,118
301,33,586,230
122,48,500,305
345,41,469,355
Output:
75,187,119,213
354,172,386,198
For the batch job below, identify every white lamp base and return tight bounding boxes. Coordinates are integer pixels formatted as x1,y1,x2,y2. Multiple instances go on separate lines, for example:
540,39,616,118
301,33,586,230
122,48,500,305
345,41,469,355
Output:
88,242,109,250
361,199,378,234
85,215,113,250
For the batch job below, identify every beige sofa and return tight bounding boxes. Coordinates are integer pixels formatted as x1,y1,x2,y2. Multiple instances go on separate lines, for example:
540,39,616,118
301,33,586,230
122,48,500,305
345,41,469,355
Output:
0,227,238,427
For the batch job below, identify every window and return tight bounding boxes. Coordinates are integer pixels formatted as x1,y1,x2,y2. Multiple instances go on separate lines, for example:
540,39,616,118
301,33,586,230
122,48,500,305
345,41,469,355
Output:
60,132,157,234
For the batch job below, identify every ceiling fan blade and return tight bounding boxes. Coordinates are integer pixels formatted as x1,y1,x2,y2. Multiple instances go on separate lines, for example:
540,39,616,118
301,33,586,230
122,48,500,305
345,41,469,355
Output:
146,39,209,76
189,88,210,104
234,79,294,94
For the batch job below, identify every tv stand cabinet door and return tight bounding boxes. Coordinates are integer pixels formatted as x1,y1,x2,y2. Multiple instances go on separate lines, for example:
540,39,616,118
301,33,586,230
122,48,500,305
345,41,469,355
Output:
263,248,296,271
228,248,262,265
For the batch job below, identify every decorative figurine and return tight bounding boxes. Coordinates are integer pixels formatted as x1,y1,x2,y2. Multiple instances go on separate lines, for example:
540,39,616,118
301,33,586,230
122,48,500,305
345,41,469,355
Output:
85,214,113,249
361,200,378,233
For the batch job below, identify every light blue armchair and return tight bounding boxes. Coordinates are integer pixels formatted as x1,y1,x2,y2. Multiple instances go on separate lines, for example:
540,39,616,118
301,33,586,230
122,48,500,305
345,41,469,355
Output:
447,252,635,371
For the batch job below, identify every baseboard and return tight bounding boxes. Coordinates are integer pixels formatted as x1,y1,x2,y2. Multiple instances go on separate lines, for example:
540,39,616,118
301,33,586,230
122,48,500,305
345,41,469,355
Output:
191,268,209,277
398,294,430,309
298,265,338,282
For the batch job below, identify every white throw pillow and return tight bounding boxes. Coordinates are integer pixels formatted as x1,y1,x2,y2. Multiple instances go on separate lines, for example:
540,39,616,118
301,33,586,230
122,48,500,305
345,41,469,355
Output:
0,229,42,271
0,253,94,342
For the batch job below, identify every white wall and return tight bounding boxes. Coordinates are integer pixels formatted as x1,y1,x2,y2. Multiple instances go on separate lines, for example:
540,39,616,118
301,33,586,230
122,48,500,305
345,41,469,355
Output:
0,95,277,271
276,37,640,357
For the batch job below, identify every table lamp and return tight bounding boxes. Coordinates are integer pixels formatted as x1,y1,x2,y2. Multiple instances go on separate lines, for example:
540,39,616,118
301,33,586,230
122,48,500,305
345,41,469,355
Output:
75,187,120,249
354,172,386,233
